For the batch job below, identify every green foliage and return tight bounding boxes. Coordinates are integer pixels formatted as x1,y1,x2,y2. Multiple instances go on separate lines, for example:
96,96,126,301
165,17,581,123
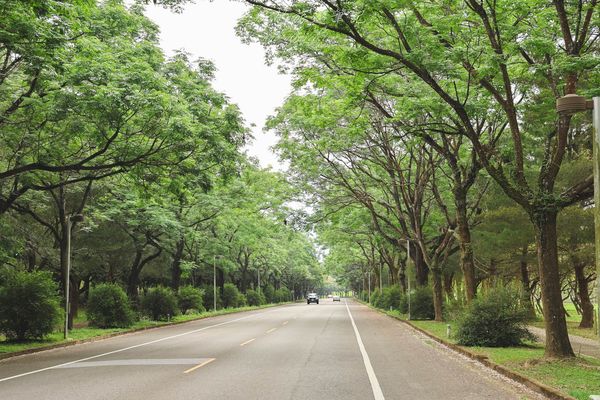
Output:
263,285,275,303
237,292,248,307
375,285,403,310
177,286,205,314
0,270,61,341
87,284,135,328
369,288,381,307
456,288,535,347
141,287,179,321
202,286,222,310
410,287,435,320
274,287,291,303
222,283,241,308
245,289,266,306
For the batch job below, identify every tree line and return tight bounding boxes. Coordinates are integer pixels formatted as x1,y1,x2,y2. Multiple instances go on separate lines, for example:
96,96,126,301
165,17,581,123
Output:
236,0,599,358
0,0,322,336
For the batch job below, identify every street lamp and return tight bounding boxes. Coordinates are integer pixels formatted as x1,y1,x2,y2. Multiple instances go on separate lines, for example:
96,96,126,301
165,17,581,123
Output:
213,255,220,312
406,238,411,321
64,214,84,339
556,94,599,339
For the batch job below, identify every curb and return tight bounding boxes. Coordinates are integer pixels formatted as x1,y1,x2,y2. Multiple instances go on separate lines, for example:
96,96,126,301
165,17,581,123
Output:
0,302,292,362
356,300,576,400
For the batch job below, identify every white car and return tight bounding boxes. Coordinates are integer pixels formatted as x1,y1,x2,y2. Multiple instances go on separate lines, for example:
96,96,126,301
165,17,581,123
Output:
332,295,341,302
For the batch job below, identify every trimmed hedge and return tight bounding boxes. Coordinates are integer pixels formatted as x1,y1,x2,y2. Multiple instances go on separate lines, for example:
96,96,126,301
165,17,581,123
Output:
87,283,135,328
178,286,205,314
0,270,62,340
455,287,535,347
141,287,179,321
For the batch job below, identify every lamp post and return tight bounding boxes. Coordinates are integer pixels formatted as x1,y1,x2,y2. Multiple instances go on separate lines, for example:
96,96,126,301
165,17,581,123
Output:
407,238,411,321
556,94,599,339
64,214,83,339
213,255,219,312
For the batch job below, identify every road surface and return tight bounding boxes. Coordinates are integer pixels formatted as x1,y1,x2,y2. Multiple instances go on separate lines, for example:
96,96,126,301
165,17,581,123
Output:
0,300,544,400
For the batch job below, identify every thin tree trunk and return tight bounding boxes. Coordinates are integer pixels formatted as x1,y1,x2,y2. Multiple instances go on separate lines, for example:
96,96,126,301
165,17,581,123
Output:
455,191,476,302
432,267,444,321
573,260,594,328
519,246,536,318
170,238,185,291
532,210,574,358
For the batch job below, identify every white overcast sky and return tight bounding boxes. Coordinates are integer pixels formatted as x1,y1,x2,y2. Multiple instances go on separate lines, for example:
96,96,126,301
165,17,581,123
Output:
144,0,291,170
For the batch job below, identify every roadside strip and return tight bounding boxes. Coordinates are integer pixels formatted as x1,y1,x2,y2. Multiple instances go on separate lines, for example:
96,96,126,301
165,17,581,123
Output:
357,300,577,400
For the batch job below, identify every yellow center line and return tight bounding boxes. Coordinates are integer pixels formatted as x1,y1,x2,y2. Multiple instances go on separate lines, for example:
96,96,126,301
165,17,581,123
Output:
240,338,256,346
266,328,277,334
183,358,216,374
282,321,289,326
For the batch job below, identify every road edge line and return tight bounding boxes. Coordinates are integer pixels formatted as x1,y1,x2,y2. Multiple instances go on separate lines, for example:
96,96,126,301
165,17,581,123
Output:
357,299,576,400
345,300,385,400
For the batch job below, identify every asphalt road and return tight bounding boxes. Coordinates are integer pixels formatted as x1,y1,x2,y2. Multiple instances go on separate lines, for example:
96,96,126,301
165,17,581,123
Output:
0,300,544,400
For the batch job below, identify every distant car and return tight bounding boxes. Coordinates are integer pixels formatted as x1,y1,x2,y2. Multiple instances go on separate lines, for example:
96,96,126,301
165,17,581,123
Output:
327,294,333,298
332,295,341,302
307,293,319,304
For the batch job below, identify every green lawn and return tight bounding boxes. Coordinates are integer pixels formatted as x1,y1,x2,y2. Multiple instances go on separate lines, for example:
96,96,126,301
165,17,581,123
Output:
0,303,288,356
403,319,600,400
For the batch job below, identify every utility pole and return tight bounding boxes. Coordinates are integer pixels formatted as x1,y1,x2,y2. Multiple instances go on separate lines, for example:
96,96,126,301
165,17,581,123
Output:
556,94,599,340
213,255,217,312
64,214,83,339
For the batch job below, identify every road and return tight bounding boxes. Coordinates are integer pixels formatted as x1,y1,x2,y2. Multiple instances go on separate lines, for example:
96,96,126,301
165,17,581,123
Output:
0,300,544,400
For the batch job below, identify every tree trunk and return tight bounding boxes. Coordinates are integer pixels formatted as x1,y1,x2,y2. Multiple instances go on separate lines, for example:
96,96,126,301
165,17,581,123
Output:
443,270,454,299
532,210,574,358
412,242,429,286
573,260,594,328
519,246,536,318
455,191,476,302
127,249,143,299
170,239,185,291
489,258,498,287
432,267,444,321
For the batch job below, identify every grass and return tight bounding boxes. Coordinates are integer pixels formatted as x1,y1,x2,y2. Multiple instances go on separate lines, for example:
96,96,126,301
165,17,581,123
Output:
529,303,599,341
399,318,600,400
0,303,289,356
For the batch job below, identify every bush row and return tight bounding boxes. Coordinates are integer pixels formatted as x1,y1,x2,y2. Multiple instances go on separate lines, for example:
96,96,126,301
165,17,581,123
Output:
0,270,293,340
364,283,534,347
367,285,435,320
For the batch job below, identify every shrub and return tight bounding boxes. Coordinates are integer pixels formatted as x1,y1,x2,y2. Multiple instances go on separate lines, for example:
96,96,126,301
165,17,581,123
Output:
0,270,62,340
370,288,381,307
222,283,240,308
237,292,248,307
201,286,222,311
456,288,535,347
378,285,403,310
246,289,266,306
141,287,178,321
87,283,134,328
274,287,291,303
409,286,435,320
263,285,275,303
178,286,205,314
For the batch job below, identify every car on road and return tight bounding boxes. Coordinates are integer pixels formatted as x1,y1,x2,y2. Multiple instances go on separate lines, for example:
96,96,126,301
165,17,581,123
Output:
332,295,341,302
307,293,319,304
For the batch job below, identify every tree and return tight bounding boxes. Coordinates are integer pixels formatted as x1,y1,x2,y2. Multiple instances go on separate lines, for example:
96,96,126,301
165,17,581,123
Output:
240,0,599,358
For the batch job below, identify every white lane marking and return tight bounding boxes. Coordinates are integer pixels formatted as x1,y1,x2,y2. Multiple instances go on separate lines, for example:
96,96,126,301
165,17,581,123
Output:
240,338,256,346
345,300,385,400
266,328,277,334
0,308,282,383
282,321,289,326
57,358,207,368
183,358,215,374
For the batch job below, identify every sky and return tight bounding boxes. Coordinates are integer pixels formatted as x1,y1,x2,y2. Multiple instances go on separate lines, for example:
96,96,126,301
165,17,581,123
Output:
144,0,291,170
